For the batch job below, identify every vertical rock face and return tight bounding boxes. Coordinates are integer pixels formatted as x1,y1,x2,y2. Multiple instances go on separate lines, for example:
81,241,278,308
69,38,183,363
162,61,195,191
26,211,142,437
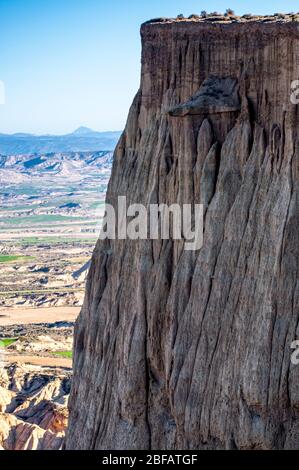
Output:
67,19,299,449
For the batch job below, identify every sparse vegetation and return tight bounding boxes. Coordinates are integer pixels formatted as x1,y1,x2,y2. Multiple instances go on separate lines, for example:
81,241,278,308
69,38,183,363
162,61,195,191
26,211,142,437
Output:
225,8,235,17
0,287,85,296
277,13,285,19
0,214,91,225
53,351,72,359
0,255,35,264
200,11,207,18
0,338,18,347
19,236,97,245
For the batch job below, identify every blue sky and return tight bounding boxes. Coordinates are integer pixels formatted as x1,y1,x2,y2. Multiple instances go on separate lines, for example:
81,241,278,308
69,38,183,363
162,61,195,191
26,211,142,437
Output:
1,0,299,135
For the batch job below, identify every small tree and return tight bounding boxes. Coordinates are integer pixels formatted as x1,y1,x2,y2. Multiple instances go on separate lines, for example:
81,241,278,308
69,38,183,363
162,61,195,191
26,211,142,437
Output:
177,14,184,19
201,10,207,18
225,8,235,17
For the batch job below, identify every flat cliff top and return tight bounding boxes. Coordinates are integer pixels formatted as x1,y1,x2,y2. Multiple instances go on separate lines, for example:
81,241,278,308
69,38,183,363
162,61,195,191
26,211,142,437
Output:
143,12,299,26
141,13,299,38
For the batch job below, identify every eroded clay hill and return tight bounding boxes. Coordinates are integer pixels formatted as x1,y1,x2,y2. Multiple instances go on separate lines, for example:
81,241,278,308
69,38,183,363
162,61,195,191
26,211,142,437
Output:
0,363,70,450
67,17,299,449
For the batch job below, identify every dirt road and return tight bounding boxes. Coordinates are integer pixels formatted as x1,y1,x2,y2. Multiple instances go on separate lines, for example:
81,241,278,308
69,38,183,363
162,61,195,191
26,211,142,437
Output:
3,353,72,368
0,306,80,326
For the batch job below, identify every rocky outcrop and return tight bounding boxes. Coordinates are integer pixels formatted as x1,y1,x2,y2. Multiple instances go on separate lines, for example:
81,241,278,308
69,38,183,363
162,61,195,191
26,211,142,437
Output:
0,363,70,450
67,17,299,449
0,413,64,450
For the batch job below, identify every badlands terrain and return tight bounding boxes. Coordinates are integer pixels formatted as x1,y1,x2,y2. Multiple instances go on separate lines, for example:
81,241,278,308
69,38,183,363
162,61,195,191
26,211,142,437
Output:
0,306,76,449
0,362,71,450
0,149,114,308
0,140,116,448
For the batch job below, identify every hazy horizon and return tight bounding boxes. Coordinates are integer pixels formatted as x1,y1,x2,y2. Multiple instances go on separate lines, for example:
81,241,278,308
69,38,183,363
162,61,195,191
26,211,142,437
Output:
0,126,123,136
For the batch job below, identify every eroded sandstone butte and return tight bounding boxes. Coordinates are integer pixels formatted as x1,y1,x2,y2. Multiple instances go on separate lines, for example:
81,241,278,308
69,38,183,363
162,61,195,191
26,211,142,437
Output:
67,18,299,449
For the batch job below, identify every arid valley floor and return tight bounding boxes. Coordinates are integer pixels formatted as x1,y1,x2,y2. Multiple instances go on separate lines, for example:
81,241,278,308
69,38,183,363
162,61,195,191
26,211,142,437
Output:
0,149,113,449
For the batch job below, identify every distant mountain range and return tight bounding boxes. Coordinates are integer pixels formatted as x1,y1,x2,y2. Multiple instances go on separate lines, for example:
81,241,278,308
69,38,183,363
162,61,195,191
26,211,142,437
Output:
0,127,122,155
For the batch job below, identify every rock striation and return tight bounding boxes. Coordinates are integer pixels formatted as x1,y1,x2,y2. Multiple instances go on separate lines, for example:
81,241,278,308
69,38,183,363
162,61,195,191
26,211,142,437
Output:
67,17,299,449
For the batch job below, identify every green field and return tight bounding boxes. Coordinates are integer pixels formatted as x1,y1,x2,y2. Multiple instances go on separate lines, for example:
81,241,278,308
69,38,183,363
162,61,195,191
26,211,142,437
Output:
0,214,91,225
18,236,97,245
0,255,35,264
0,287,85,296
0,338,18,347
53,350,72,359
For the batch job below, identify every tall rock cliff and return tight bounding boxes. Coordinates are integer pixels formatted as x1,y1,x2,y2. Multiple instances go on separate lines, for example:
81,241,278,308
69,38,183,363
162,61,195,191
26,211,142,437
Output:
67,17,299,449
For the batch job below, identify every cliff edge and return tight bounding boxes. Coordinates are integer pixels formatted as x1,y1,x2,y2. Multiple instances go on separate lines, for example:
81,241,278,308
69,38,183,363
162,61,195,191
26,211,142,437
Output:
66,18,299,449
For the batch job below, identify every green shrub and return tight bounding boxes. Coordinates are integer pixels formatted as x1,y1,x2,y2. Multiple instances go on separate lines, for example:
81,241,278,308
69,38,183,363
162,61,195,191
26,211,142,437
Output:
225,8,235,17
